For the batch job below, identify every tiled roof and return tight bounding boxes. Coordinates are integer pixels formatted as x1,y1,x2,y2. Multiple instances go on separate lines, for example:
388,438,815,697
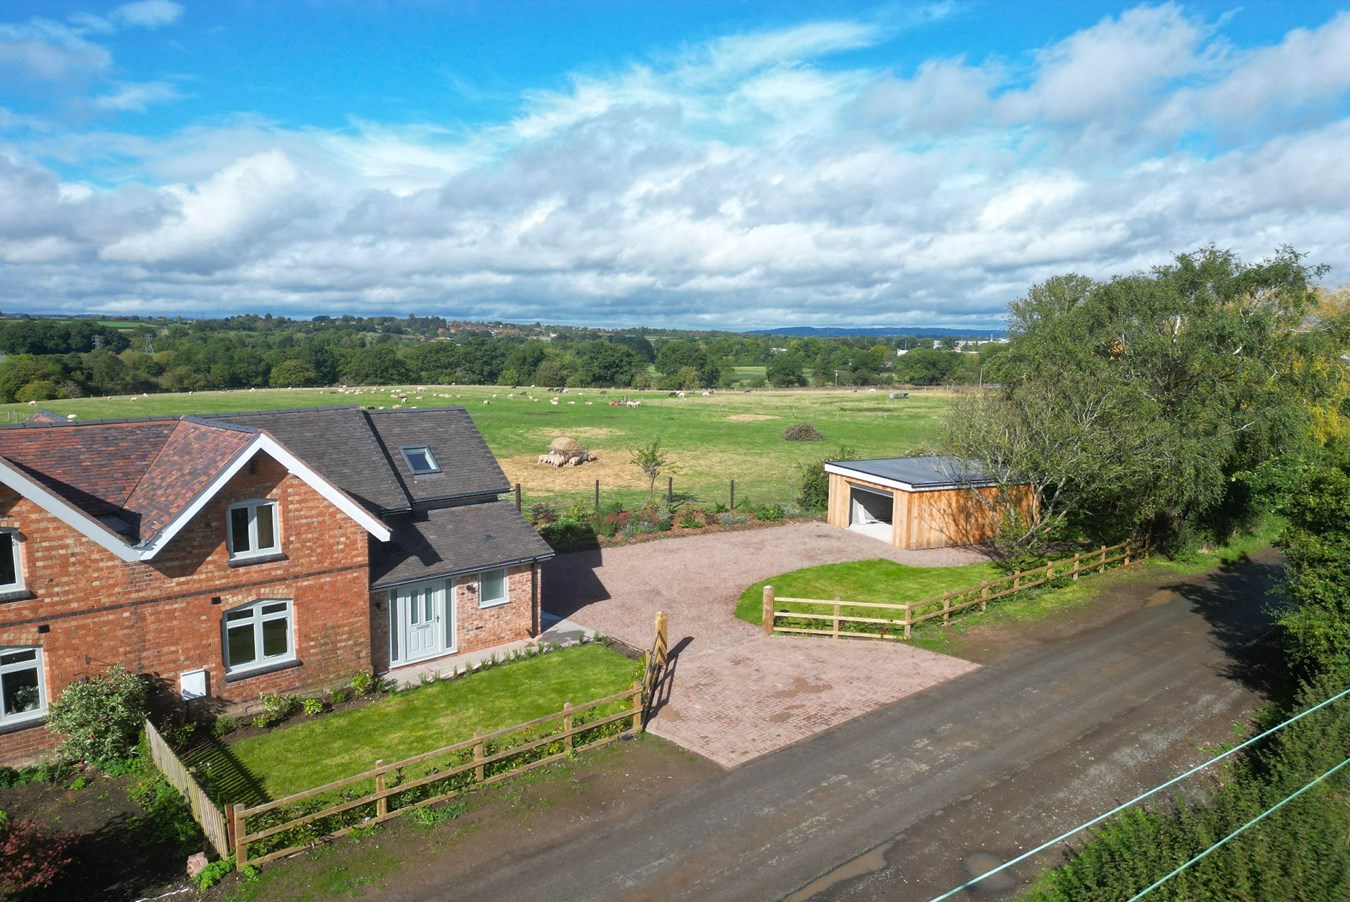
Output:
0,405,529,582
365,408,510,504
125,420,255,541
0,420,182,536
370,502,553,589
212,407,408,513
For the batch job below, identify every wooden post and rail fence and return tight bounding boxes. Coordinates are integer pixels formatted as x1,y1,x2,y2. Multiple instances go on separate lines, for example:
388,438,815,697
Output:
764,538,1148,641
145,619,671,870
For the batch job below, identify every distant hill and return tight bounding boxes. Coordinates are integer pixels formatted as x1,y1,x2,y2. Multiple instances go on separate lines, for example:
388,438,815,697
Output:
746,326,1004,339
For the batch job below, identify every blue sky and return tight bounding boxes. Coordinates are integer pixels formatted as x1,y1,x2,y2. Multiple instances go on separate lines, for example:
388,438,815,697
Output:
1,1,1349,328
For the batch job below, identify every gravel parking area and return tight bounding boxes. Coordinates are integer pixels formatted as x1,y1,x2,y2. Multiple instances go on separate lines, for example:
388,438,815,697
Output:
543,522,985,768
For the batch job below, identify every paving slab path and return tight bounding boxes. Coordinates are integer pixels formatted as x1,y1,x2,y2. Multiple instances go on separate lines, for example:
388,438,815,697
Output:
543,522,987,768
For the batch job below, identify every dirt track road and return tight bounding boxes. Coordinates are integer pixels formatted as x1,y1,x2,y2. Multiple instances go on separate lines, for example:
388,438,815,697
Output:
421,549,1281,901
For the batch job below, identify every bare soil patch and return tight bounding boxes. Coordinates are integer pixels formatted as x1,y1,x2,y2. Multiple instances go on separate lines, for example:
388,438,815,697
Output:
500,452,644,494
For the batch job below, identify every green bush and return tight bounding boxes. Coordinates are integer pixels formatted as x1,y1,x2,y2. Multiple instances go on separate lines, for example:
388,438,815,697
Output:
251,693,299,729
194,856,235,890
47,664,148,768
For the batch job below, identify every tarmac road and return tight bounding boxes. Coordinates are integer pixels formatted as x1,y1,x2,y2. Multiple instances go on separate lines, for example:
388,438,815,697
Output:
431,550,1283,902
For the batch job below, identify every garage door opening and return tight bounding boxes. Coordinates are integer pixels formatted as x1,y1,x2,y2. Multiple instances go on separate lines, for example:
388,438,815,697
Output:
849,486,893,542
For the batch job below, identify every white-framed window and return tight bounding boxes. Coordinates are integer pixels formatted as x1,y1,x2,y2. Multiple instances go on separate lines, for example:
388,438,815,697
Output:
0,530,23,593
223,600,294,673
227,500,279,560
479,568,508,608
0,646,45,726
399,446,440,475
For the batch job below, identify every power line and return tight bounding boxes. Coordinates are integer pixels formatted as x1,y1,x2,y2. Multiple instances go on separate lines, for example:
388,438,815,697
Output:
1126,755,1350,901
927,683,1350,902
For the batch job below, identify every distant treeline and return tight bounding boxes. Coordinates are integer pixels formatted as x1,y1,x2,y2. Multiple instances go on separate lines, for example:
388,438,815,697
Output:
0,313,1010,403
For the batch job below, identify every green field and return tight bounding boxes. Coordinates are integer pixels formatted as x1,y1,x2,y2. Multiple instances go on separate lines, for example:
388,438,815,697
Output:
0,384,954,511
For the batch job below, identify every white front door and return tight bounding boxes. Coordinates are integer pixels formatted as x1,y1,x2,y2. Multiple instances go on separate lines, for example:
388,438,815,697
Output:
390,580,453,666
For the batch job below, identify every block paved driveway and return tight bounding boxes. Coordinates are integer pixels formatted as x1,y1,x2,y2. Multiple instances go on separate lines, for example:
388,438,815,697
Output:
543,522,985,768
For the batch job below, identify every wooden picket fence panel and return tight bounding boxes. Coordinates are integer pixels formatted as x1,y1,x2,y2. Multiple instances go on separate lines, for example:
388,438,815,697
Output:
229,683,643,869
144,719,232,859
767,538,1148,641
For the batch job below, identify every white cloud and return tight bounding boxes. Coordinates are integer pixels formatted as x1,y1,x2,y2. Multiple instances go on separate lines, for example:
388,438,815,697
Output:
92,81,183,113
109,1,184,30
3,4,1350,327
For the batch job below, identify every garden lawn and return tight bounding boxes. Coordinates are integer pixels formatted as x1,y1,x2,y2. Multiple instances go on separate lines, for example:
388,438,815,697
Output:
735,558,1004,626
195,644,638,802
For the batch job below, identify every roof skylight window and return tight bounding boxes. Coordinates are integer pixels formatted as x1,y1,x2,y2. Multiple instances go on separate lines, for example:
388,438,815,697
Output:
400,446,440,475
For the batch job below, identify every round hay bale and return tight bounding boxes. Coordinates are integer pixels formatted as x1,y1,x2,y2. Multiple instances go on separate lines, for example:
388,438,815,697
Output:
550,437,583,455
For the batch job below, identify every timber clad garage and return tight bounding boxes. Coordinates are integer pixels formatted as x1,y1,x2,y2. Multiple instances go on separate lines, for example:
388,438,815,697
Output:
824,456,1008,550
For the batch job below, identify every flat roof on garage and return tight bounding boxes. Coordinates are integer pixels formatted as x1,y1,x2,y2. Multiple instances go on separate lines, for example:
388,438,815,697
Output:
824,456,995,491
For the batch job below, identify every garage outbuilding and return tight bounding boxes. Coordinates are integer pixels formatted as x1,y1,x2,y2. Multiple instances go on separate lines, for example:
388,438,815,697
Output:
824,456,1023,550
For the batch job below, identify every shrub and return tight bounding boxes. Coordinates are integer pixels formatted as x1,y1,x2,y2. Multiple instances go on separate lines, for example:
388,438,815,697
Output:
797,443,858,512
302,697,327,717
352,671,376,695
754,504,784,522
782,423,825,441
195,856,235,890
529,503,558,525
251,693,299,729
211,716,240,738
0,811,74,894
47,664,149,768
329,687,352,705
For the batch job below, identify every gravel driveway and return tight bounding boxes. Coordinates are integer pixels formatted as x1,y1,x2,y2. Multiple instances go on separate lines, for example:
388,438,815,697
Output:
543,522,985,767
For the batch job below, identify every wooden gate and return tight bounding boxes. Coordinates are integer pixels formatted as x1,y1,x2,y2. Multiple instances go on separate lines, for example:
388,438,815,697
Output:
641,611,669,725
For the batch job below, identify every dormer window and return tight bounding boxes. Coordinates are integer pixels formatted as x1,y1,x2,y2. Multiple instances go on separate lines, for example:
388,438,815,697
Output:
399,446,440,475
227,500,279,561
0,530,22,594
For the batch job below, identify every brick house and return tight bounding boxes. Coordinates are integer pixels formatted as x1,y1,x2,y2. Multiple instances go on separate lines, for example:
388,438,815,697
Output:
0,406,552,764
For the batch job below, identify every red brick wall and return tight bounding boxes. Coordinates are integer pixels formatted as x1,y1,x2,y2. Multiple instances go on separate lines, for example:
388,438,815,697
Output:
369,563,538,673
0,453,372,765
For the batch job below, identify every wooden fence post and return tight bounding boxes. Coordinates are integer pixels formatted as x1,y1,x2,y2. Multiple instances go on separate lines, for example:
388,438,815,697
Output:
903,603,912,640
730,479,736,511
224,803,236,861
563,703,574,754
655,610,668,661
762,585,775,636
232,803,247,870
594,479,600,512
1100,545,1107,573
514,483,522,512
630,682,642,733
1124,540,1132,566
375,760,387,819
1013,571,1021,592
474,732,485,783
667,476,673,505
833,597,841,639
1072,552,1081,581
980,581,990,612
942,591,952,624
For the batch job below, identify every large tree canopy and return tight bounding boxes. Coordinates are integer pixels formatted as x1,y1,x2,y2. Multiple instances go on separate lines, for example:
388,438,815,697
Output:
946,246,1338,558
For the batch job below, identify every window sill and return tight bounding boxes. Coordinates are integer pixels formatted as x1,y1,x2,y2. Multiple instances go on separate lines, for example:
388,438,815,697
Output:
478,598,510,610
228,552,287,569
224,658,301,683
0,713,47,734
0,588,34,604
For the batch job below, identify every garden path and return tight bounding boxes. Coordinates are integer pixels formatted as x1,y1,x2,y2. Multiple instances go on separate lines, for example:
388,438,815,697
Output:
543,522,985,768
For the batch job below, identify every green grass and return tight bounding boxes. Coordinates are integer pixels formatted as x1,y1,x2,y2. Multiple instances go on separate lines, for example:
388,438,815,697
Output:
1,384,955,511
191,643,638,802
735,558,1004,626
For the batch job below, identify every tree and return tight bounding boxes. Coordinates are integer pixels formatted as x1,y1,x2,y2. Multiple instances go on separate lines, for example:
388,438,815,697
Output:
946,247,1330,558
630,440,671,504
766,352,806,387
269,358,320,387
341,345,413,385
575,340,642,387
